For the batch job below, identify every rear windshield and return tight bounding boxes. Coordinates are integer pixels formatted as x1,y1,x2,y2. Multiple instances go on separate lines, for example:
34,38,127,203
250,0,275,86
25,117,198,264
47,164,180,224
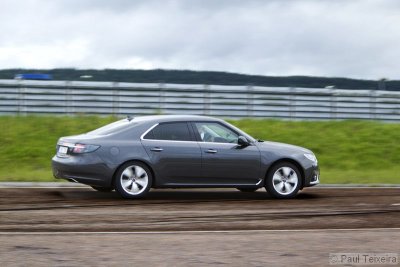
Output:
86,119,136,136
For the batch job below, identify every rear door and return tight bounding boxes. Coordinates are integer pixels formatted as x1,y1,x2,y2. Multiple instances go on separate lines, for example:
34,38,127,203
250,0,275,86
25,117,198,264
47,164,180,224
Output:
192,121,262,186
141,122,202,186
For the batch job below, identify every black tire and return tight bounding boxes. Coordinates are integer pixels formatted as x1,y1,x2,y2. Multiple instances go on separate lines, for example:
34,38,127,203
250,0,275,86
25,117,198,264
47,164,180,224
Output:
236,187,258,193
265,162,302,199
91,186,113,192
114,161,153,199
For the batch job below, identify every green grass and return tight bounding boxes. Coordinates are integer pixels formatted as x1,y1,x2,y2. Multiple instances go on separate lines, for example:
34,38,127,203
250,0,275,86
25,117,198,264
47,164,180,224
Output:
0,116,399,184
0,116,117,182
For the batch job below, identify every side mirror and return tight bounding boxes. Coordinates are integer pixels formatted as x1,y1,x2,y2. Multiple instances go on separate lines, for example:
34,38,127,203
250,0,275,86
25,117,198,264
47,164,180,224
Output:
237,136,250,147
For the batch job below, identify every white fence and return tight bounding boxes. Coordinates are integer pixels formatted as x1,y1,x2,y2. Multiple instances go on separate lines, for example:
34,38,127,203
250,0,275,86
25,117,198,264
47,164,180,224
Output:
1,79,400,121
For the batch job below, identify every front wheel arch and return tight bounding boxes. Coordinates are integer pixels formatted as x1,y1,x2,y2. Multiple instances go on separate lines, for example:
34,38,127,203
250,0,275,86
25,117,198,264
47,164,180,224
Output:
264,158,305,189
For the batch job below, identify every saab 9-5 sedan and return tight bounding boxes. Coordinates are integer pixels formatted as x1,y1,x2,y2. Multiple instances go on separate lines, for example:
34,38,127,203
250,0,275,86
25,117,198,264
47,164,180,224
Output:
52,115,319,199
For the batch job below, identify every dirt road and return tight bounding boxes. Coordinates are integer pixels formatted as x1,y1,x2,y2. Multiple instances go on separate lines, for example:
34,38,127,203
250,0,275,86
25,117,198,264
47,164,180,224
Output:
1,187,399,231
0,187,399,266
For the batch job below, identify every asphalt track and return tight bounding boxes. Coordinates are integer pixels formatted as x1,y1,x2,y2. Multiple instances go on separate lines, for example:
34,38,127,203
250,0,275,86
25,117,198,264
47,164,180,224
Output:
1,187,399,266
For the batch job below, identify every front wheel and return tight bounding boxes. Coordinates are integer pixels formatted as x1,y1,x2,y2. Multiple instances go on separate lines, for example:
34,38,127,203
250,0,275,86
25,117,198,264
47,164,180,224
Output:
114,162,153,199
265,162,302,199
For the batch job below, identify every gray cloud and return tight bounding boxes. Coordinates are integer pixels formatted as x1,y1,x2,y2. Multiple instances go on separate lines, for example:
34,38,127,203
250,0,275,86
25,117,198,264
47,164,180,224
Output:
0,0,399,79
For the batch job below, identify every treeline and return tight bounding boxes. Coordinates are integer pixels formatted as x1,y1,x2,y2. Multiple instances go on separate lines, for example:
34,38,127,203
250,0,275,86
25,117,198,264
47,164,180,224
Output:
0,68,398,90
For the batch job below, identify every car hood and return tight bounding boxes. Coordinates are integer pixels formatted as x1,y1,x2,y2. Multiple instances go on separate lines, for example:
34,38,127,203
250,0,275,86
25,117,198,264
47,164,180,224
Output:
256,141,312,154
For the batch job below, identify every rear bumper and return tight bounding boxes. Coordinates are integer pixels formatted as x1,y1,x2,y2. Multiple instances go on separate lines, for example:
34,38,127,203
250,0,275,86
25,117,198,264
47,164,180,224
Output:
52,154,114,187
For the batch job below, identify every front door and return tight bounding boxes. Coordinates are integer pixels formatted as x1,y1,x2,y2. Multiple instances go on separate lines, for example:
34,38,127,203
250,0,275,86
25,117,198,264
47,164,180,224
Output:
192,122,261,186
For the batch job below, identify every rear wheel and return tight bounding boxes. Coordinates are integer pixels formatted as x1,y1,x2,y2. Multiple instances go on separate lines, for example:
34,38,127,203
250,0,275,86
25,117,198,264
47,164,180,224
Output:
265,162,302,199
91,186,112,192
114,162,152,199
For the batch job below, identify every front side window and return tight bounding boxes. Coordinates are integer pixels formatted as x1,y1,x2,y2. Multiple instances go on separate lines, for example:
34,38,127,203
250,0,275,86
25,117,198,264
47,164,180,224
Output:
194,122,239,143
144,122,192,141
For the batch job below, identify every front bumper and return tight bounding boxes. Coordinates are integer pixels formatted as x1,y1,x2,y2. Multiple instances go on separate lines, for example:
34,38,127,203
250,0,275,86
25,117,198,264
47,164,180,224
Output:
303,164,320,187
52,154,114,187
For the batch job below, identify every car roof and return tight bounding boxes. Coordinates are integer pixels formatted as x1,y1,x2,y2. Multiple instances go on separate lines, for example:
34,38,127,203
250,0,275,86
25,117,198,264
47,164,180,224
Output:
131,115,222,124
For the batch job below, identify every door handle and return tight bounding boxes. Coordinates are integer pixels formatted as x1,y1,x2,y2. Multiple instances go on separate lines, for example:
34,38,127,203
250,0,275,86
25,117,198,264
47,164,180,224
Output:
205,149,217,154
150,147,163,152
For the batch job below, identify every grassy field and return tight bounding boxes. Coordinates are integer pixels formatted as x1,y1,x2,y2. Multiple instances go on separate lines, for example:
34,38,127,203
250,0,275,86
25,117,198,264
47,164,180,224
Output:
0,116,399,184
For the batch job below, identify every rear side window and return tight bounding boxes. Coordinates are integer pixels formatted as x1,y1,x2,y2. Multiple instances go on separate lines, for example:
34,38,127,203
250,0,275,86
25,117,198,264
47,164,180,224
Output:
144,122,192,141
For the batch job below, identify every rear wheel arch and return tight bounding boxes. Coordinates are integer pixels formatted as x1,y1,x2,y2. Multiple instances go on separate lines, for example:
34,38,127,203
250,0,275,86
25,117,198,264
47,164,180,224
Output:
265,158,305,189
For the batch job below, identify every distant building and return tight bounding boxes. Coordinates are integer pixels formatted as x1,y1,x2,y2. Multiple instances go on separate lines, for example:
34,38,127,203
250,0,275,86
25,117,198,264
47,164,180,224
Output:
14,73,52,80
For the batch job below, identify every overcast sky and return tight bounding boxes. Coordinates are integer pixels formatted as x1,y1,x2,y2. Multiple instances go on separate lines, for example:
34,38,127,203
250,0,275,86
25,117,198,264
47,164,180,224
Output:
0,0,399,79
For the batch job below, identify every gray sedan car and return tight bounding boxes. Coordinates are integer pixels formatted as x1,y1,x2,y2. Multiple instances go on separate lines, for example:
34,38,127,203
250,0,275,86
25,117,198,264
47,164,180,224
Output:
52,115,319,199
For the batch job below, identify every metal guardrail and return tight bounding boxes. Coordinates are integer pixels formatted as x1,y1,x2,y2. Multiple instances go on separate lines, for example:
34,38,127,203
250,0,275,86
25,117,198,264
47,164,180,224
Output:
1,79,400,121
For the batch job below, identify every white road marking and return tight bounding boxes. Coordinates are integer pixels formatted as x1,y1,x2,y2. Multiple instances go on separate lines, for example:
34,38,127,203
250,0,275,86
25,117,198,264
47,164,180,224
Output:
0,228,399,235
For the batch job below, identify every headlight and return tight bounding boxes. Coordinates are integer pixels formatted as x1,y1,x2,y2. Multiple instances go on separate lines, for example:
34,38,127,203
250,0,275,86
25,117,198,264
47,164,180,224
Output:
304,153,317,163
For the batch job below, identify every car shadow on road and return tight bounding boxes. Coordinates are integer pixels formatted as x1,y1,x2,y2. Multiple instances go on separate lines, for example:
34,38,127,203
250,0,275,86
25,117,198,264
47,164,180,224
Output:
57,188,321,202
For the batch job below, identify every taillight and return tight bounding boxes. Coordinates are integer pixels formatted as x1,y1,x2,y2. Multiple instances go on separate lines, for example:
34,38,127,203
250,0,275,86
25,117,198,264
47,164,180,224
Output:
71,144,100,154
